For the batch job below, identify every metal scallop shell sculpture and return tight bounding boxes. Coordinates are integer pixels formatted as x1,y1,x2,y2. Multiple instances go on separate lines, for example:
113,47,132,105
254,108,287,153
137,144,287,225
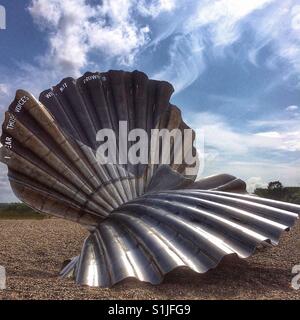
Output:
0,70,299,287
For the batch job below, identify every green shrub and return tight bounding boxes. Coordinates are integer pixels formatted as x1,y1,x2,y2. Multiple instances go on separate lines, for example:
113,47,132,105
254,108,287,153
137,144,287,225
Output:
254,183,300,205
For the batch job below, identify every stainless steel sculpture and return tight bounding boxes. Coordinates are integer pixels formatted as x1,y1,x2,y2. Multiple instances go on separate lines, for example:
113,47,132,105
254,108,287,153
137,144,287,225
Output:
0,70,299,287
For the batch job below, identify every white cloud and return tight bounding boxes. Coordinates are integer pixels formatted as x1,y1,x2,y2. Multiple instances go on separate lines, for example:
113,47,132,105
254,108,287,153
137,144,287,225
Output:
249,112,300,152
186,111,300,155
247,1,300,83
291,5,300,30
0,0,179,106
286,105,299,111
255,131,281,138
185,0,274,45
249,118,298,128
153,33,205,92
28,0,154,75
199,155,300,190
150,0,300,93
188,112,249,154
255,130,300,152
13,0,300,94
137,0,176,18
151,0,278,92
246,176,268,193
221,160,300,188
0,84,9,96
185,111,300,186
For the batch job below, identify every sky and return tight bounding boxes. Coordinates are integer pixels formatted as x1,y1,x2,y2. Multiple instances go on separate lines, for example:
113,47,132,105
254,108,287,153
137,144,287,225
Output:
0,0,300,202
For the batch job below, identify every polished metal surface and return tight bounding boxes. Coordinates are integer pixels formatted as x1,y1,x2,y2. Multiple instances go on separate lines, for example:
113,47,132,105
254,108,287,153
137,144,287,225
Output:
0,70,298,287
60,188,299,287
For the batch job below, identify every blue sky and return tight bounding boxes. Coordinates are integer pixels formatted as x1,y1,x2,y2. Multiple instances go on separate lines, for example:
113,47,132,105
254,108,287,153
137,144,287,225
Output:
0,0,300,201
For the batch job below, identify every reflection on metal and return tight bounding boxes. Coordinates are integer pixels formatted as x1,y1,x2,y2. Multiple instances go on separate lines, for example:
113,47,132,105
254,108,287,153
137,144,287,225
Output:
0,70,299,287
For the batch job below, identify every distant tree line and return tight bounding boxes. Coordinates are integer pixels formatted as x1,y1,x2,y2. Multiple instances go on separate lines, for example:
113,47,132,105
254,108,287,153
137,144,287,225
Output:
254,181,300,204
0,203,47,219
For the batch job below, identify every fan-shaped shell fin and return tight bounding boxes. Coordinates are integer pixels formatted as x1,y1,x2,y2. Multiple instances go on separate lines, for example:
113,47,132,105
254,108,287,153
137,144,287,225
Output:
61,190,299,287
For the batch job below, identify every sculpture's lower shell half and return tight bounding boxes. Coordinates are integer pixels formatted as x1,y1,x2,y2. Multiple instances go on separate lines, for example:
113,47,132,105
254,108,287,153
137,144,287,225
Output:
60,189,299,287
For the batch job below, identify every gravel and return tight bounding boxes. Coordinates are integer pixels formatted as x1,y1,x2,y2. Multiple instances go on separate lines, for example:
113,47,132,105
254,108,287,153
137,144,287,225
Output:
0,218,299,300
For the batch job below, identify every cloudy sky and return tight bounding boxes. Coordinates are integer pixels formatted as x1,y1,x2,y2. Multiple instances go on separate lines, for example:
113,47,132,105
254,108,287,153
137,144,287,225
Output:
0,0,300,202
